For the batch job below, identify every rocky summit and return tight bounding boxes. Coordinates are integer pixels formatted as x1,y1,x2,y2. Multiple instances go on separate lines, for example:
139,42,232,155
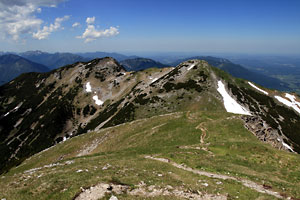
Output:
1,58,300,199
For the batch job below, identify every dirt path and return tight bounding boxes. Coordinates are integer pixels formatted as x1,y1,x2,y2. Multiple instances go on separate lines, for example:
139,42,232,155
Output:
195,116,238,144
196,122,207,144
145,156,284,199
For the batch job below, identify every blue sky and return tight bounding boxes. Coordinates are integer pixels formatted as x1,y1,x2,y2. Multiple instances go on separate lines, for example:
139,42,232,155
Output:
0,0,299,54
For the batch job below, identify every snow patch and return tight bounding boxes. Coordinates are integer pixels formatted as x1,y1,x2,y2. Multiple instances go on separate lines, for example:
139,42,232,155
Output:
285,93,296,102
187,64,196,71
275,95,300,114
248,82,268,95
93,95,104,106
282,141,294,152
85,82,92,92
217,81,251,115
151,78,158,83
285,93,300,107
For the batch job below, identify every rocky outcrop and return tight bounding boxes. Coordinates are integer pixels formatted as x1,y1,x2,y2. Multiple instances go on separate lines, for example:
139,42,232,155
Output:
241,116,294,152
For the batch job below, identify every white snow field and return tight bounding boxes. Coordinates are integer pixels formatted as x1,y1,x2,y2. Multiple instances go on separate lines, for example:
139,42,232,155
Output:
275,95,300,114
217,81,251,115
248,82,268,95
187,63,196,71
285,93,300,107
282,141,295,152
93,95,104,106
151,78,158,83
85,82,92,92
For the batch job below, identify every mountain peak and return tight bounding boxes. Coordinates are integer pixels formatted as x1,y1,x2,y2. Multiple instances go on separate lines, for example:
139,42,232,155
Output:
84,57,126,73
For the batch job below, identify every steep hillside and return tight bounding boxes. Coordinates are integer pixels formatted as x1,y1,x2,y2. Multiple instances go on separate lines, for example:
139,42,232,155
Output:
120,58,169,71
0,54,50,85
0,57,140,173
171,56,289,91
20,51,89,69
1,58,300,199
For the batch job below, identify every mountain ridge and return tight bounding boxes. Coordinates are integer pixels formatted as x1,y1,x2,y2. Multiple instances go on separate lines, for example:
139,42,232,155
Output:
1,57,300,199
1,57,300,175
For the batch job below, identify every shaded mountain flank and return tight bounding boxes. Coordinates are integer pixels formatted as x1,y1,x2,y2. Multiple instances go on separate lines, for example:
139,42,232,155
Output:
0,54,50,85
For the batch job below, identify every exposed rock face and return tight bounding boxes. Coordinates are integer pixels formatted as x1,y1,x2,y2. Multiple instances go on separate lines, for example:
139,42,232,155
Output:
242,116,293,152
227,82,300,153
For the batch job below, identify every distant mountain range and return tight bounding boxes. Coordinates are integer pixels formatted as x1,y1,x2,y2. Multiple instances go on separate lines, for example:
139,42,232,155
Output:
170,56,289,91
120,58,169,71
0,54,49,85
19,51,89,69
76,51,138,61
0,51,293,93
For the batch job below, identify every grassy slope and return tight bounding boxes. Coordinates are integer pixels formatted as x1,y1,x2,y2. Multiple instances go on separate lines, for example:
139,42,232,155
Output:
1,106,300,199
1,62,300,199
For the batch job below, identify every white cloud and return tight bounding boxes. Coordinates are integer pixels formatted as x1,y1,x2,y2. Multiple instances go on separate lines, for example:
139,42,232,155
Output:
77,17,119,43
72,22,80,28
0,0,66,41
86,17,95,24
33,15,70,40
